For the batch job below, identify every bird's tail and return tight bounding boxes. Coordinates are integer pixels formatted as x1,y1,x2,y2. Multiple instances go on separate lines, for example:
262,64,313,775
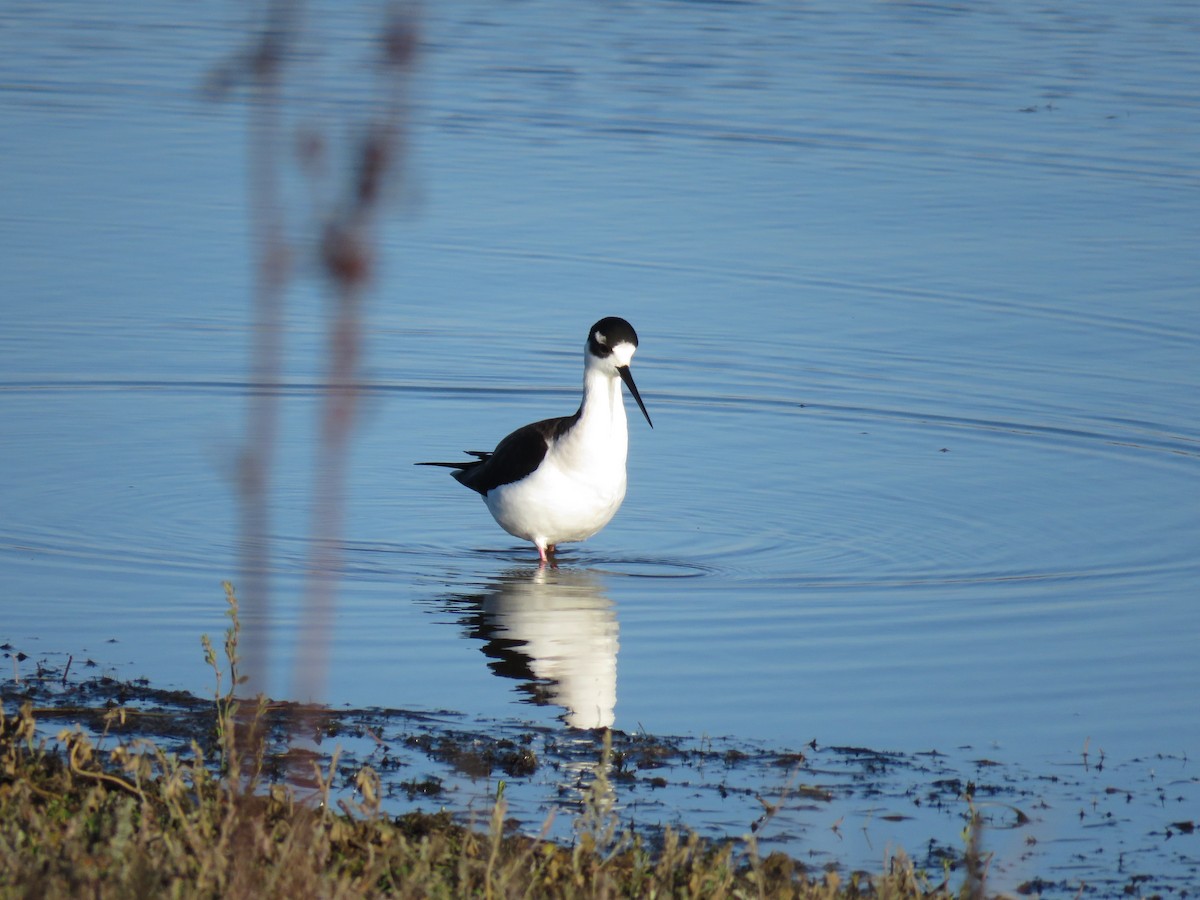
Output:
414,450,489,470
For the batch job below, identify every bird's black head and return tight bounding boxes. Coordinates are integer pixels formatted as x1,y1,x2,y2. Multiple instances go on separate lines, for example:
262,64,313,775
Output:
585,317,652,428
587,317,639,359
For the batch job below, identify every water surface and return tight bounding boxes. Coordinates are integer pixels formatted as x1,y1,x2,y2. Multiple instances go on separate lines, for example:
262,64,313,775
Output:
2,0,1198,890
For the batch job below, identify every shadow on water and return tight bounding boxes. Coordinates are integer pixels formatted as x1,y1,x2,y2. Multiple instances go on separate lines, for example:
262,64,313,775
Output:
438,567,620,729
423,556,730,727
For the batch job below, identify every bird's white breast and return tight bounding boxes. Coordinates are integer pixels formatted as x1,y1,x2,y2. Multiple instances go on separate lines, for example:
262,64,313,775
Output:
485,396,629,548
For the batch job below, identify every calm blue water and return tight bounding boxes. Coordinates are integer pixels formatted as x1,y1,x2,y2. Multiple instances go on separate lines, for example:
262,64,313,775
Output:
3,1,1199,888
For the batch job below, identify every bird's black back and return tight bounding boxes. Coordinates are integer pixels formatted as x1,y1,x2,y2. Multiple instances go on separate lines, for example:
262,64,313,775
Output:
418,408,582,496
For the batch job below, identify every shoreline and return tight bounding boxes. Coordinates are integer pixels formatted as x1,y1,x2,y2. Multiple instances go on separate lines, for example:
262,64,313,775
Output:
3,647,1194,897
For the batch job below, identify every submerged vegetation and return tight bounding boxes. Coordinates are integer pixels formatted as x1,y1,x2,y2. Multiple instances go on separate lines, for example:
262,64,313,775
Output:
0,587,972,899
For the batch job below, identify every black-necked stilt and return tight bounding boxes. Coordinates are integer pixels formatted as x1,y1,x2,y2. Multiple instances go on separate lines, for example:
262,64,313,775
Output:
418,317,652,563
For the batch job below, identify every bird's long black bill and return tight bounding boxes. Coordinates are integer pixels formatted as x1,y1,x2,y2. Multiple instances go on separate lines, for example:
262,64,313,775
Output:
617,365,653,428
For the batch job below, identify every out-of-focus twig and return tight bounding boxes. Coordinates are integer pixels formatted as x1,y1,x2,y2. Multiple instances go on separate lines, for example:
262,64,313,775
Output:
212,1,417,773
296,6,418,705
203,0,304,791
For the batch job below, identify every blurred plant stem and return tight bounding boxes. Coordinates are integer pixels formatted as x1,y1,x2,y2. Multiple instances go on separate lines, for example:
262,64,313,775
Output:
296,4,416,705
237,0,296,697
213,1,417,710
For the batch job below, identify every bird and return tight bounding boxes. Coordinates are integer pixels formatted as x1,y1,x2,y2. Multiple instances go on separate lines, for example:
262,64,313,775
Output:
418,316,652,564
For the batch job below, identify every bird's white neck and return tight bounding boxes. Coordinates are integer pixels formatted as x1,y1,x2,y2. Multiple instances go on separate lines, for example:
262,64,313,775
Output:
581,363,627,425
560,358,628,468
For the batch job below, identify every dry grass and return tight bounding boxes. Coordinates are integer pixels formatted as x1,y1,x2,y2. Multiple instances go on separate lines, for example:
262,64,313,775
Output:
0,590,974,899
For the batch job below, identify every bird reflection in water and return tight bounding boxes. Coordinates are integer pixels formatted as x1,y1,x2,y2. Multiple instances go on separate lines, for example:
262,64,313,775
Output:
448,567,618,729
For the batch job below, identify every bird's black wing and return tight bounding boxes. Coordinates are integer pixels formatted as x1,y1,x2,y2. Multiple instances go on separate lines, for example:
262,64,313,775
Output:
417,409,581,496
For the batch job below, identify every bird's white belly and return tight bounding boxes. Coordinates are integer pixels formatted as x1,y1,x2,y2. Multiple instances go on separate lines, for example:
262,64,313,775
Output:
485,459,627,548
